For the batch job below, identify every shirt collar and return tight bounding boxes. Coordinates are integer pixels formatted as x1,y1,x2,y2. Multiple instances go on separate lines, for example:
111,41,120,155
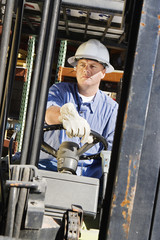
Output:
90,90,101,112
75,84,100,113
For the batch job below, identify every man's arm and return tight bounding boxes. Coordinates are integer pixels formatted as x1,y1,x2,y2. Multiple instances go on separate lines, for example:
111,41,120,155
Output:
45,103,93,143
45,106,61,125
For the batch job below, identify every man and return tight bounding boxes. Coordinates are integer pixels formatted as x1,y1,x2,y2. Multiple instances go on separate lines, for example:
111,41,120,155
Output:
39,39,118,179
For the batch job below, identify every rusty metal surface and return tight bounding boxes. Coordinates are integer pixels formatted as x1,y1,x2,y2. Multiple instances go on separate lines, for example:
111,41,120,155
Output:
128,12,160,240
99,0,160,239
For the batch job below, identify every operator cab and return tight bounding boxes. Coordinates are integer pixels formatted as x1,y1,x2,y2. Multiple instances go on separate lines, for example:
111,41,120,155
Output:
0,0,129,239
37,124,111,238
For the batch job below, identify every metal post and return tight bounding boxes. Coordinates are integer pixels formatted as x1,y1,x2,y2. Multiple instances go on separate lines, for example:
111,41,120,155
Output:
0,0,15,158
55,39,67,82
20,0,52,165
0,0,25,159
30,0,62,166
0,0,15,106
128,30,160,240
99,0,160,239
0,1,25,230
20,0,62,165
17,36,35,152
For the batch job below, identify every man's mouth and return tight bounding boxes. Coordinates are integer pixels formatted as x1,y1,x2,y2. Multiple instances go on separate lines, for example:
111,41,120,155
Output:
82,75,90,79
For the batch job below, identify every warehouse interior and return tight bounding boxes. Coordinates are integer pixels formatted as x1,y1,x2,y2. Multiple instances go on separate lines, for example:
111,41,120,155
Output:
0,0,129,156
1,0,160,239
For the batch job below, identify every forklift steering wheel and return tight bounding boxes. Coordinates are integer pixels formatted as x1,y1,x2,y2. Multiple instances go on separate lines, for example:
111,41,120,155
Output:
41,124,108,160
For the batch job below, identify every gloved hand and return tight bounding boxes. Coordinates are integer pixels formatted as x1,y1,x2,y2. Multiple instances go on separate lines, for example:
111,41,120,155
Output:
88,71,105,81
59,103,93,143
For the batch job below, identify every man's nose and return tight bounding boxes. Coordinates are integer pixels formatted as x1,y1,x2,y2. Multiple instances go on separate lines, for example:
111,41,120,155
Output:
83,65,90,72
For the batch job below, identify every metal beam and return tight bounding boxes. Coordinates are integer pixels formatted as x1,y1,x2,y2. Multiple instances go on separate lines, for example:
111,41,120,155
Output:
27,0,124,14
30,0,62,166
101,15,114,42
62,0,124,14
0,0,15,114
128,23,160,240
57,30,127,50
20,0,62,166
0,0,24,159
99,0,160,239
20,0,52,165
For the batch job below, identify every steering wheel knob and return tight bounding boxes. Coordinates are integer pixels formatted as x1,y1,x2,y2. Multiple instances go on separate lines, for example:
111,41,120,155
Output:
57,142,79,174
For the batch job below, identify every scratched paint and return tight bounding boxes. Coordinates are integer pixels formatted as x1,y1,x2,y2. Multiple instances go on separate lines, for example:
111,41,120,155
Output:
140,22,146,27
120,157,138,239
152,64,155,71
123,102,129,132
158,15,160,35
110,193,117,217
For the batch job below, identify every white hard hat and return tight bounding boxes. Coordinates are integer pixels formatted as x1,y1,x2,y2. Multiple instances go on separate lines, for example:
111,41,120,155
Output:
68,39,114,73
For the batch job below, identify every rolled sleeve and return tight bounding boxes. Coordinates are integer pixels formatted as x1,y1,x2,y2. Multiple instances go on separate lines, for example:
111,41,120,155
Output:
47,84,64,109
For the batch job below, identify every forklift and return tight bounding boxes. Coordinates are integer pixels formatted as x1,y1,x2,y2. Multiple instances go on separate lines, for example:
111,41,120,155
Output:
0,0,160,239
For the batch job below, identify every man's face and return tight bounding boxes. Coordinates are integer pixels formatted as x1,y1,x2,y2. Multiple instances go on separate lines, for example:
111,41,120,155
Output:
76,59,105,89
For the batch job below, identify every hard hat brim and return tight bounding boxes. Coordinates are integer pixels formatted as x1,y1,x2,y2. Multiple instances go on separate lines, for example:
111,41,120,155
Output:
68,55,114,73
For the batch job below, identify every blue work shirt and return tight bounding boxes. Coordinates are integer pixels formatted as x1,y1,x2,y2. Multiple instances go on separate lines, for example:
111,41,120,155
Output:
39,82,118,179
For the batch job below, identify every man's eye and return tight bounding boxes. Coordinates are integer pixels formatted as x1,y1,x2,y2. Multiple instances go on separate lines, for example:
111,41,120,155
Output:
80,64,85,67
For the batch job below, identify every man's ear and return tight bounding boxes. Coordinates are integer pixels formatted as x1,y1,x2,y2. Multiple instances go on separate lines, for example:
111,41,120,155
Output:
74,66,78,78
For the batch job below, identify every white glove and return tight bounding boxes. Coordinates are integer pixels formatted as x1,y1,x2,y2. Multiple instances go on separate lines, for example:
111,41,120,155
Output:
88,71,105,81
59,103,93,144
